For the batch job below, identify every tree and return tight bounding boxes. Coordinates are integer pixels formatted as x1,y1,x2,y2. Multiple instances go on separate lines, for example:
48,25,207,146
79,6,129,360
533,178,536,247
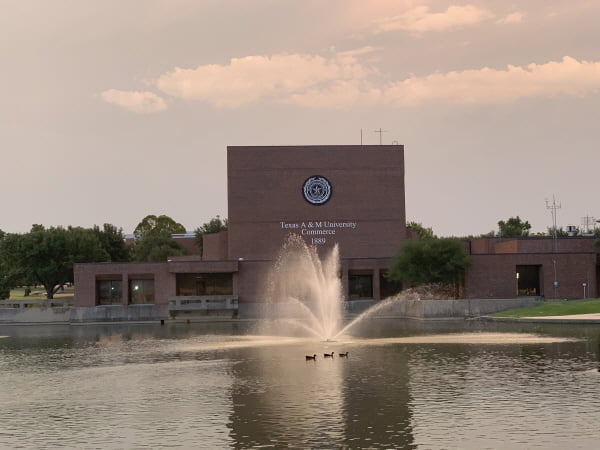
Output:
0,229,13,299
131,214,187,262
194,216,228,255
407,221,435,239
547,226,568,237
497,216,531,238
131,233,188,261
0,226,109,299
92,223,130,262
134,214,186,239
387,238,471,289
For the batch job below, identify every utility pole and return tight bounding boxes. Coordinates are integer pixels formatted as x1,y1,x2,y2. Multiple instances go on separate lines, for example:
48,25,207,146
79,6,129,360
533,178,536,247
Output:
546,195,561,252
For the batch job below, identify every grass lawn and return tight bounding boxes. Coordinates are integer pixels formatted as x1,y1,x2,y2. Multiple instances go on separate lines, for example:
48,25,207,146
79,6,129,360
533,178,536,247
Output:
494,298,600,317
7,286,75,301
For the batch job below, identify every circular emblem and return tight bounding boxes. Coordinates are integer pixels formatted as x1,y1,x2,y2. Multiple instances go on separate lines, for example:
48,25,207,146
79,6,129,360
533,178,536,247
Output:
302,176,332,205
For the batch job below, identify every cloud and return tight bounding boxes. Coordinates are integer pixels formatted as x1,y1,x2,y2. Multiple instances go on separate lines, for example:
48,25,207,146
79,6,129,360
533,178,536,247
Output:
156,52,373,108
374,4,494,33
381,56,600,107
110,54,600,111
100,89,167,113
497,12,525,24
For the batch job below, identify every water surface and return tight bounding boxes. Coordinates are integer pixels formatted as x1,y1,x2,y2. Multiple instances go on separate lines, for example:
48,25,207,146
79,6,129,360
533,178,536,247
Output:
1,320,599,449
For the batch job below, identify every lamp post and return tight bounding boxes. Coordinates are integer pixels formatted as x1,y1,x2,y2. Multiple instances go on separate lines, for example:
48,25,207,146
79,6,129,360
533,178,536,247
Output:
516,272,519,297
552,259,558,299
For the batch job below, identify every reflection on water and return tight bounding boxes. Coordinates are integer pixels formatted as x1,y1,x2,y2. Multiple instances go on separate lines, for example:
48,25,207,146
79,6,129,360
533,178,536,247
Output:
0,320,600,449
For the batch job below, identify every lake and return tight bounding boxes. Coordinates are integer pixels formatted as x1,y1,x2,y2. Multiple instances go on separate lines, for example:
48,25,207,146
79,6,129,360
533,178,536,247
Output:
1,319,600,449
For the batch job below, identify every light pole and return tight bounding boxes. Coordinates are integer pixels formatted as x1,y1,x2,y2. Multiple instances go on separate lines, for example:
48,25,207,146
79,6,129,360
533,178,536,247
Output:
552,259,558,299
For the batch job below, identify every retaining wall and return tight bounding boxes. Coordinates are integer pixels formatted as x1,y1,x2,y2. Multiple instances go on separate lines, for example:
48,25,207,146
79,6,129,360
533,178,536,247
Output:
69,305,170,323
370,297,539,319
0,307,71,324
239,297,540,320
0,298,540,323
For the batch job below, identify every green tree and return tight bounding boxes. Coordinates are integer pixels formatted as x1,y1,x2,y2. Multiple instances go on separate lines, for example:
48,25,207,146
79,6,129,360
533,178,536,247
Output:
131,234,188,261
497,216,531,238
194,216,228,255
0,226,109,299
134,214,186,239
92,223,130,262
387,237,471,288
0,229,13,299
406,221,435,239
131,214,187,262
547,226,569,237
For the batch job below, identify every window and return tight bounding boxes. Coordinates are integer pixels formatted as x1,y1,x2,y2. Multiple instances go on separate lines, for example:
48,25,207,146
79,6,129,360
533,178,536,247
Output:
348,274,373,300
129,279,155,304
96,279,122,305
176,273,233,296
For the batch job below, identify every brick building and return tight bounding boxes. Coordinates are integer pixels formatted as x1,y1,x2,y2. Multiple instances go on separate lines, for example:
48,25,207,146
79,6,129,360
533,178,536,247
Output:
73,145,598,320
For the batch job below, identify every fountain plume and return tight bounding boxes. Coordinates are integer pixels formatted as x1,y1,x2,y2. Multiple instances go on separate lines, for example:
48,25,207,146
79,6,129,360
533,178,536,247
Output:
264,235,456,341
265,234,342,341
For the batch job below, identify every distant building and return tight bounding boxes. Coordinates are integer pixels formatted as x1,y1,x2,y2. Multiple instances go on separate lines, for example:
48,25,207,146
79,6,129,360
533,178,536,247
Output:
74,145,407,319
73,145,598,321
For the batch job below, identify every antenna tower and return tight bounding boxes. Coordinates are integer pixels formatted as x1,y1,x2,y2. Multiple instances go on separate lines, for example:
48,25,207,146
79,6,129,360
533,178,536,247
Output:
546,195,561,251
374,128,388,145
581,215,596,234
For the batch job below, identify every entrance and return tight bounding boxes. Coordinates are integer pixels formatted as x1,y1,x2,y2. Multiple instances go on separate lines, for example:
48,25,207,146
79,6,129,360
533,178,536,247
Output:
516,265,541,296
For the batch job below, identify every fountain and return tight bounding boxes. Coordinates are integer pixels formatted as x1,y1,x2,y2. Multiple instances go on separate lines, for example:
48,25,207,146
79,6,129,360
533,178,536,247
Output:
264,234,419,340
265,234,343,341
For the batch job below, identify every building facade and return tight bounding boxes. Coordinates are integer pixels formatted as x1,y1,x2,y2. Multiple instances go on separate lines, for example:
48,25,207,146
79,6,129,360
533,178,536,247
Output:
73,145,599,320
74,145,407,317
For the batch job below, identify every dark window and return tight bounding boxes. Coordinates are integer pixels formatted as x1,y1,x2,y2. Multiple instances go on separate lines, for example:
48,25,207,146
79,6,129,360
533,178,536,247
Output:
96,279,122,305
176,273,233,296
516,265,541,296
380,270,403,299
348,274,373,300
129,279,155,304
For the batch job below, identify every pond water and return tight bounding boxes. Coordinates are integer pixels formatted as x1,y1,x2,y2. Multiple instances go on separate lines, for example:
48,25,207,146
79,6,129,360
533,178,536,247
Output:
1,319,600,449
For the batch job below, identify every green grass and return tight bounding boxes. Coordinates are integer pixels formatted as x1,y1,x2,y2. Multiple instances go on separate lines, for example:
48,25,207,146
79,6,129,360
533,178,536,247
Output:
494,298,600,317
7,286,74,301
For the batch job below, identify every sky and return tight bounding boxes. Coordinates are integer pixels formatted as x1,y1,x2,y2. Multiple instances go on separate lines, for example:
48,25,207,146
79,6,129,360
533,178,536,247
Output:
1,0,599,237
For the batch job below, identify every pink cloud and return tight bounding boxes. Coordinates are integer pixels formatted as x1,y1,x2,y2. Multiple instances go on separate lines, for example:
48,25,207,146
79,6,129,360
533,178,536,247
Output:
155,52,372,108
375,4,494,33
101,89,167,113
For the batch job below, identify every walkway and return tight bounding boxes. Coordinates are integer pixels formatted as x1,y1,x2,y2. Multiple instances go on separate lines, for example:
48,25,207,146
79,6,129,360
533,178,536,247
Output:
487,313,600,324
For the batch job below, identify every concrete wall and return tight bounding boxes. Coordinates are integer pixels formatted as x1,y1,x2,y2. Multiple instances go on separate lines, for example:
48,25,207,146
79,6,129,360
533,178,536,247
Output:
0,297,540,323
0,307,71,323
366,297,540,319
238,297,539,320
70,305,169,322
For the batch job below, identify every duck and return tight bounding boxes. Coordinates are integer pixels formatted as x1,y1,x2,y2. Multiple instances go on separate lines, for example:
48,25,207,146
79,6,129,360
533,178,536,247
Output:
324,352,334,358
306,354,317,360
339,352,349,357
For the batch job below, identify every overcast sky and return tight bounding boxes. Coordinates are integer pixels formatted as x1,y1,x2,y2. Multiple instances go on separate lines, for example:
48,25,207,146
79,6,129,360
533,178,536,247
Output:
1,0,599,237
